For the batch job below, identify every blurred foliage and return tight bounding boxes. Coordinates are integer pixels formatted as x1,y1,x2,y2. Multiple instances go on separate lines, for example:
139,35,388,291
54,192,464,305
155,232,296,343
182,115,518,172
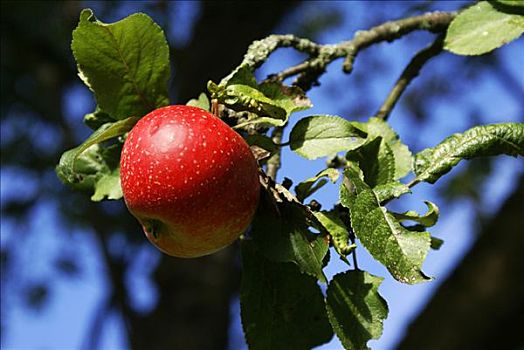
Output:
25,284,49,311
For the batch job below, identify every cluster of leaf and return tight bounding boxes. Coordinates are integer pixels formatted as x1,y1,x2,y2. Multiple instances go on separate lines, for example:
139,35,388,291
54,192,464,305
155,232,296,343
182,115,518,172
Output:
243,116,522,350
208,66,312,128
55,4,524,350
245,120,521,349
56,9,171,201
209,56,522,349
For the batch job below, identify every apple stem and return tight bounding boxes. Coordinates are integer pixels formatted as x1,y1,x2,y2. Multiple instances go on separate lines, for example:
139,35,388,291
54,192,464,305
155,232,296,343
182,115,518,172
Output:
211,99,219,117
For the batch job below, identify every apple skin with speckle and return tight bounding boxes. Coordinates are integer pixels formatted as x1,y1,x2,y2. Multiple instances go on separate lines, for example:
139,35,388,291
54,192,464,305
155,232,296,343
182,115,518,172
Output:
120,105,260,257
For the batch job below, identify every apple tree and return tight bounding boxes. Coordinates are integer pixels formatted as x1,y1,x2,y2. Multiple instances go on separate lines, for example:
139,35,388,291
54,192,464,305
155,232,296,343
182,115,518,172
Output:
56,2,523,349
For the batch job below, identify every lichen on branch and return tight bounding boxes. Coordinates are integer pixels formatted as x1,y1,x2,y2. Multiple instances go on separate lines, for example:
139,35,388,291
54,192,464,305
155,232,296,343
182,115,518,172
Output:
230,11,456,91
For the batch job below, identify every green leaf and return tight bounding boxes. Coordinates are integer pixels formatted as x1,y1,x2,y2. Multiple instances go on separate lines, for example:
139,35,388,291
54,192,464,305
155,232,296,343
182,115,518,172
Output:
259,81,312,116
444,1,524,56
240,241,333,350
295,168,340,202
83,108,113,130
72,9,170,120
56,117,137,180
251,190,329,282
57,143,122,201
56,117,137,200
391,201,440,227
364,117,413,180
326,270,388,350
414,123,524,184
290,115,367,159
373,182,411,203
313,210,355,262
186,93,210,111
91,166,122,201
209,67,311,127
346,137,395,187
219,64,258,87
68,116,138,166
340,164,431,284
226,84,287,118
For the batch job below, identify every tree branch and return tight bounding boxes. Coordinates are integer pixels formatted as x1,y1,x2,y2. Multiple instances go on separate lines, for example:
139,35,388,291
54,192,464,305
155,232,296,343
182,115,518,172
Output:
375,34,445,120
241,35,322,69
255,11,455,91
342,11,455,73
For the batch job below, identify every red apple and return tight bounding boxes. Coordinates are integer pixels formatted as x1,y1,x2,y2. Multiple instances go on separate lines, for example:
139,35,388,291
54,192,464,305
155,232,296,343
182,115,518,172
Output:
120,105,260,257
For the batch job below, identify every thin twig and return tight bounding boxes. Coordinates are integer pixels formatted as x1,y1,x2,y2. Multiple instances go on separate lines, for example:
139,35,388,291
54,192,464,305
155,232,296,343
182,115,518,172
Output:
406,178,420,189
352,249,359,270
257,11,455,91
342,11,455,73
376,34,445,120
266,127,284,180
272,61,311,82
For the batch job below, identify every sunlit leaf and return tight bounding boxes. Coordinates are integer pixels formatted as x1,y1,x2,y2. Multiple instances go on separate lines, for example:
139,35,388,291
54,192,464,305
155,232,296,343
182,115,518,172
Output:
340,164,431,284
83,108,113,130
414,123,524,184
186,93,210,111
209,67,311,127
373,182,411,203
313,210,355,262
62,116,138,168
391,200,440,227
363,117,413,180
91,167,122,201
56,143,123,201
346,137,395,187
290,115,367,159
55,116,137,196
493,0,524,8
72,9,170,120
444,1,524,55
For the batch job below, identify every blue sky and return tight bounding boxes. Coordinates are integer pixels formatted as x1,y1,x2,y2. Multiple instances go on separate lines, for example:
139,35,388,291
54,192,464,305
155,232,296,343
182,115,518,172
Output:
1,1,523,350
